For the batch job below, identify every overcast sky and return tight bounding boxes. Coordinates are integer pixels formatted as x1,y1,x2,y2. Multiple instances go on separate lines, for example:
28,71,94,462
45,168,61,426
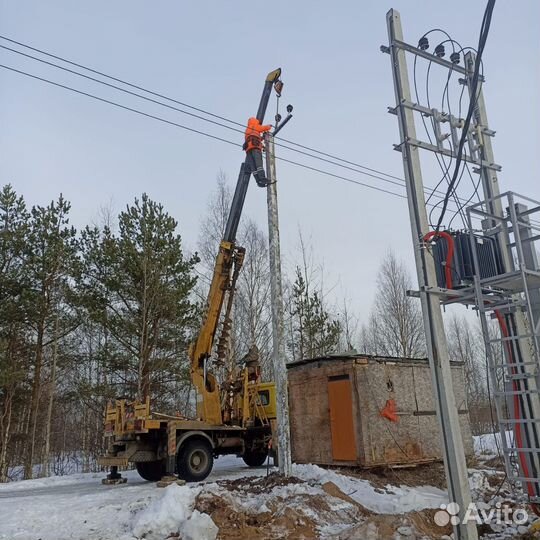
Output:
1,1,539,323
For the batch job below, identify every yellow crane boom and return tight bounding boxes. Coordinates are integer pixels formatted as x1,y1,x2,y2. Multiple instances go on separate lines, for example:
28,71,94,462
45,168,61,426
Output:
188,68,282,425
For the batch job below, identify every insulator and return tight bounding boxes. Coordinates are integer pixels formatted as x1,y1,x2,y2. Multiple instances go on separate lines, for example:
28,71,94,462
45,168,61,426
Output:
418,36,429,51
275,113,282,123
286,104,293,113
450,52,460,64
435,44,445,58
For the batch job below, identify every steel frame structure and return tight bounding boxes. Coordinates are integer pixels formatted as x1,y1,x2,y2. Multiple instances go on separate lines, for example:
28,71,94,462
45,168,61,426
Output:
467,192,540,500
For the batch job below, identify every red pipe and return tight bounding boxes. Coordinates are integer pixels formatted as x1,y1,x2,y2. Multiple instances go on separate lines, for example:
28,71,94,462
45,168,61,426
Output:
494,310,538,506
423,231,454,289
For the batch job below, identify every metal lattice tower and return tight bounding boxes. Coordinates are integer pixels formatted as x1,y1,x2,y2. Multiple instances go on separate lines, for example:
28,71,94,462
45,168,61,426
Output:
467,192,540,501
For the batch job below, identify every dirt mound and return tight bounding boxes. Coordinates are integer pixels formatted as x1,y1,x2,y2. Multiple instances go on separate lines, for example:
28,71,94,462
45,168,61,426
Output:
335,461,448,490
195,474,368,539
321,481,372,516
195,473,460,539
217,472,303,494
410,508,453,538
195,491,319,539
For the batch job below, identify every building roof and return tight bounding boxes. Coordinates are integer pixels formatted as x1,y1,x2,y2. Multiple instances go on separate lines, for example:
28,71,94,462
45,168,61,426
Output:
286,352,464,369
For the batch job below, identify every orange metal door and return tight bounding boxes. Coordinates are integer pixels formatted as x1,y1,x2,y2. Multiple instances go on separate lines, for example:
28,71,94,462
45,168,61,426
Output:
328,377,357,461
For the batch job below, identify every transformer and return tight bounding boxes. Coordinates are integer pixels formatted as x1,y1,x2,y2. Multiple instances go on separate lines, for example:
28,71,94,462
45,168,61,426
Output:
432,231,502,289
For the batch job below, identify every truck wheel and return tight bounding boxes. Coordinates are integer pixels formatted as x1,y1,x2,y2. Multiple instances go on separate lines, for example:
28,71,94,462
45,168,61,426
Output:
177,439,213,482
242,451,267,467
136,460,165,482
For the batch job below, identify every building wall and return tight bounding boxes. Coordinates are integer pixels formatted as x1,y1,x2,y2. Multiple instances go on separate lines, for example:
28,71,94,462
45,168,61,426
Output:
354,360,473,466
288,359,363,465
287,356,474,468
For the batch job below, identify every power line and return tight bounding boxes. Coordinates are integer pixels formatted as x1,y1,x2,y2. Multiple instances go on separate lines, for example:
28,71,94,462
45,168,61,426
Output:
0,35,399,178
0,35,477,206
414,56,465,228
0,43,414,195
0,35,246,129
435,0,496,231
0,63,240,148
275,156,407,199
1,62,467,210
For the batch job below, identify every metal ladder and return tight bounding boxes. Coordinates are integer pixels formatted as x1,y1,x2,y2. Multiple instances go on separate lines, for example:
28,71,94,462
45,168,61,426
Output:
467,191,540,500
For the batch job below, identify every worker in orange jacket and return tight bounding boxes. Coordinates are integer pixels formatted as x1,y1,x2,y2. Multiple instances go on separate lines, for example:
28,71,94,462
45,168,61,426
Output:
243,117,272,187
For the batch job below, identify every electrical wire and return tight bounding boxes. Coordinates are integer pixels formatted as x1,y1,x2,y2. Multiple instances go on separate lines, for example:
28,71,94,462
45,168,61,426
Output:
2,40,512,230
435,0,496,231
0,43,427,196
0,35,478,210
8,30,533,231
426,36,475,228
447,161,482,229
448,47,485,228
0,63,243,147
0,35,247,128
413,56,466,228
274,155,407,198
438,56,478,229
416,32,490,230
0,63,415,203
429,60,469,227
0,62,477,214
0,36,406,183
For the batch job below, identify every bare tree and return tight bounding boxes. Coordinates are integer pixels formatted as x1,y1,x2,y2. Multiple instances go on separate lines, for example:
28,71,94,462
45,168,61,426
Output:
446,314,496,434
359,250,425,358
286,231,342,361
447,315,487,401
197,171,231,273
338,296,359,353
197,173,273,378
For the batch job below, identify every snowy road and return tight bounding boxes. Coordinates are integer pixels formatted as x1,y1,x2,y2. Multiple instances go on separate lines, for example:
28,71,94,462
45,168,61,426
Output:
0,475,145,499
0,456,453,540
0,456,264,540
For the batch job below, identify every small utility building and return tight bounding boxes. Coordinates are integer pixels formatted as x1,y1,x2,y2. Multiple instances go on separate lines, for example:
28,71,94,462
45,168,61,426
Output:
287,354,473,467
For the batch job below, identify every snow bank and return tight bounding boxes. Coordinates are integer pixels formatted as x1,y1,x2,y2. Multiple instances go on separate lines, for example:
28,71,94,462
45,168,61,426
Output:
204,478,326,515
132,483,217,540
292,463,448,514
182,510,219,540
473,431,514,458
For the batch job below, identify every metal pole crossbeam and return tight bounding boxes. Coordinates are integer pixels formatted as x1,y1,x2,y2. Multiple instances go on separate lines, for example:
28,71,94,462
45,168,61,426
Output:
386,10,477,539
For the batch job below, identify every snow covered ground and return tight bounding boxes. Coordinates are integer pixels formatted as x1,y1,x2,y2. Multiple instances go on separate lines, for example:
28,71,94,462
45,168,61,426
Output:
473,431,514,458
0,434,528,540
0,456,268,540
0,455,453,540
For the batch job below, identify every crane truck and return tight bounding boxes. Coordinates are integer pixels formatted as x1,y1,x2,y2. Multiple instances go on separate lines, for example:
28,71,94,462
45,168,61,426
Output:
98,68,284,483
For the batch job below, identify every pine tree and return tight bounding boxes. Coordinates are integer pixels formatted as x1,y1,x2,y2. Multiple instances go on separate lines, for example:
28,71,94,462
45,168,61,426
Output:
288,266,341,360
23,194,78,479
0,185,31,481
79,194,199,406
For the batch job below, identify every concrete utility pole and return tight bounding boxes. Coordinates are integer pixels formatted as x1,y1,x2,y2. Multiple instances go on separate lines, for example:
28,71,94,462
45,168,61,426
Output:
385,9,477,540
264,132,292,476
